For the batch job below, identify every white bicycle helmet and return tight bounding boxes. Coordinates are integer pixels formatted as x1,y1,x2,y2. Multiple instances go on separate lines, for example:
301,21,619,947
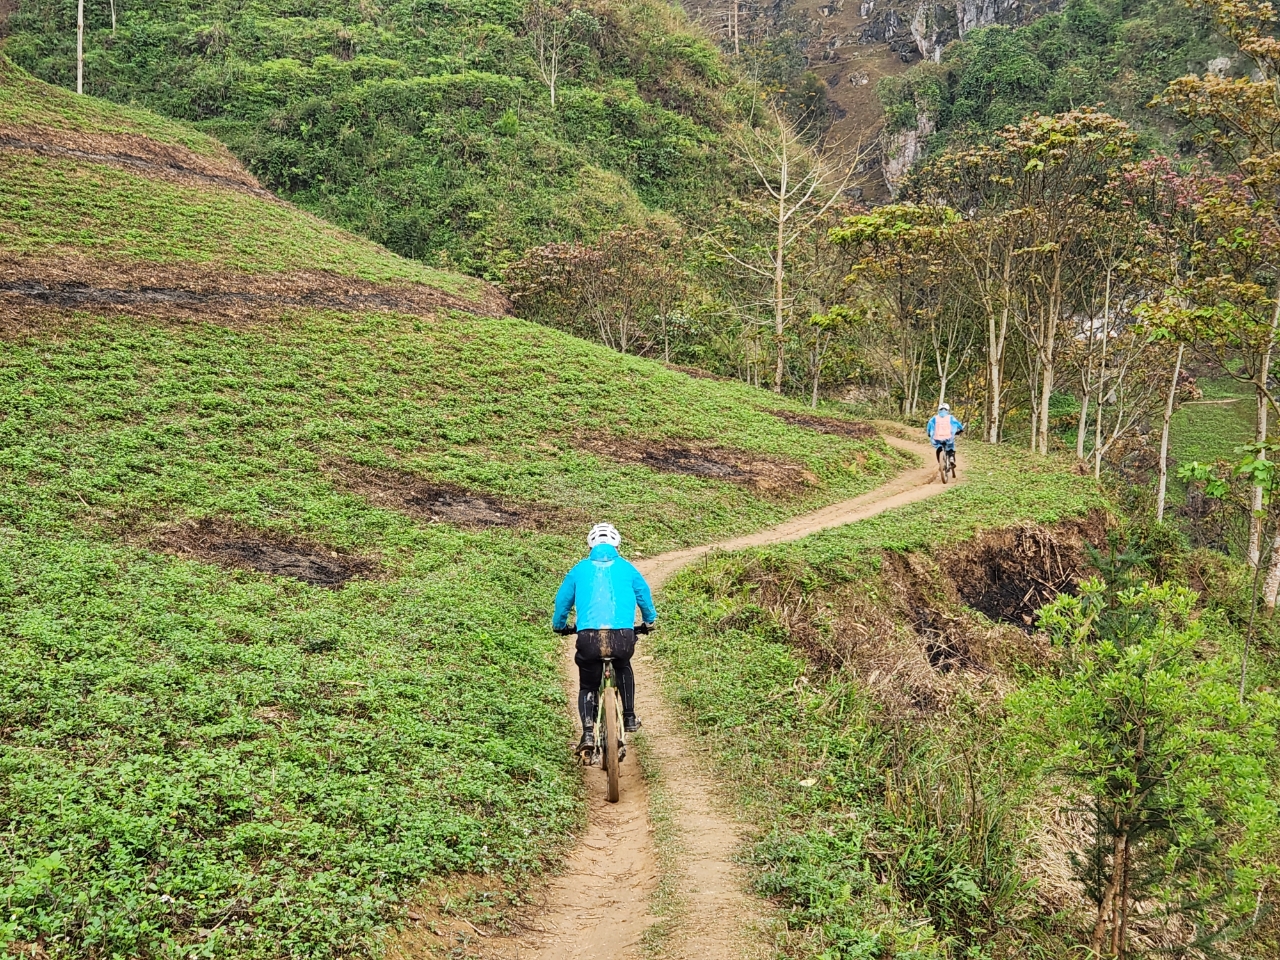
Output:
939,402,950,413
587,522,621,549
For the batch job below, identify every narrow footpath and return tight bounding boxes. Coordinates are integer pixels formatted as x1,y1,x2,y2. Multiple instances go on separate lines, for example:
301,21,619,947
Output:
483,433,958,960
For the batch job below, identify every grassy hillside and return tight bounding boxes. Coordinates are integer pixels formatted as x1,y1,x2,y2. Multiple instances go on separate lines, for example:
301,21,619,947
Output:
651,439,1280,958
0,72,907,957
879,0,1226,160
4,0,747,278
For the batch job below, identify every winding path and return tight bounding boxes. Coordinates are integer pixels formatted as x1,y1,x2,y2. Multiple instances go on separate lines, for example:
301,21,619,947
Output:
483,432,959,960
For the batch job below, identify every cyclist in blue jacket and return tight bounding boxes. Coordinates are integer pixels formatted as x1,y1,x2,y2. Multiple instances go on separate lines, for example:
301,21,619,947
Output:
927,402,964,452
553,522,656,753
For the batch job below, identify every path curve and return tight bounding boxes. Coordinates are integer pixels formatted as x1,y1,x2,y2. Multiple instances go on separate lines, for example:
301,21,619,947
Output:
482,432,958,960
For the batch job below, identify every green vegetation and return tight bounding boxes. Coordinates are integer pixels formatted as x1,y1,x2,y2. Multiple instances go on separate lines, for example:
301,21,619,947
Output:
880,0,1225,154
0,66,906,957
0,151,475,293
1015,581,1277,956
0,305,896,957
650,440,1280,958
5,0,747,277
1169,379,1256,469
0,56,229,157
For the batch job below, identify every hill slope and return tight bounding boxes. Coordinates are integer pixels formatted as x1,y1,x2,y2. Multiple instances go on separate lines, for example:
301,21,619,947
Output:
0,65,905,957
4,0,747,277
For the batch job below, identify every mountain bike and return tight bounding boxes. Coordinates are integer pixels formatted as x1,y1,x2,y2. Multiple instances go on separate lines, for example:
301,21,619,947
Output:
558,623,650,804
935,442,957,484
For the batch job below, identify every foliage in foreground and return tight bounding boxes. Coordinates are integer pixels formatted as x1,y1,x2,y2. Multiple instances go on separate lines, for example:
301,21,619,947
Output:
1014,581,1278,958
652,442,1279,959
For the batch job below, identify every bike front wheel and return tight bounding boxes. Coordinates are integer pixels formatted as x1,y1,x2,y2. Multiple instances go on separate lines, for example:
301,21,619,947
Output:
602,686,621,803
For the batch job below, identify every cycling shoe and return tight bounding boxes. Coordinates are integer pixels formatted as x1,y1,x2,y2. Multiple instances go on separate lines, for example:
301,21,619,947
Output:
624,715,642,733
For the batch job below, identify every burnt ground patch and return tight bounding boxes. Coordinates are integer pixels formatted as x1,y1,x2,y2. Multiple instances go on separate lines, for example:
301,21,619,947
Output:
579,437,819,495
0,124,271,196
944,514,1108,628
770,410,878,440
328,464,565,530
156,518,376,587
0,254,509,327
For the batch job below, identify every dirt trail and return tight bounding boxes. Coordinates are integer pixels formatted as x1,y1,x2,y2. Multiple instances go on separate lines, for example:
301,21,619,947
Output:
482,432,956,960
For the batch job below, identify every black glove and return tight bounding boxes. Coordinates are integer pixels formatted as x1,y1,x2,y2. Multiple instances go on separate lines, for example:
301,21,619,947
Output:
635,622,654,635
554,625,576,636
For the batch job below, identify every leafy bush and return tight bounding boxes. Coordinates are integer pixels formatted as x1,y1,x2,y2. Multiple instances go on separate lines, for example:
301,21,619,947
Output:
5,0,748,277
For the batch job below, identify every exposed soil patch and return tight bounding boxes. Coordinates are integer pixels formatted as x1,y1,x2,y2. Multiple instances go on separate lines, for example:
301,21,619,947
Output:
0,254,508,327
664,362,732,382
156,518,375,587
725,515,1108,716
946,515,1107,628
0,124,273,197
328,463,564,530
771,410,878,439
579,437,819,495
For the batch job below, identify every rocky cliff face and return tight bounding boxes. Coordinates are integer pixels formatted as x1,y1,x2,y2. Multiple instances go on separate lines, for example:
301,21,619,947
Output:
685,0,1059,193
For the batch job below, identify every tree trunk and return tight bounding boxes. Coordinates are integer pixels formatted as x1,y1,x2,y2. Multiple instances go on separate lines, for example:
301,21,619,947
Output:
1028,347,1041,453
1248,295,1280,567
1077,315,1097,460
1038,346,1055,455
773,185,786,394
110,0,116,34
1091,825,1128,957
986,250,1011,444
76,0,85,94
1249,383,1268,567
1156,344,1185,523
1263,529,1280,610
1076,393,1090,460
1037,261,1063,456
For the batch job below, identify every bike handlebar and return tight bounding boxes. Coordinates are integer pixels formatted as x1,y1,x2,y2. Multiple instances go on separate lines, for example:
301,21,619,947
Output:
555,623,654,636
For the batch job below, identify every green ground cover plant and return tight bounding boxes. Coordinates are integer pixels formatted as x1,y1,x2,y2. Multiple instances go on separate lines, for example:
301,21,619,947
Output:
0,151,477,296
0,56,228,157
0,306,901,957
1168,378,1256,469
4,0,748,277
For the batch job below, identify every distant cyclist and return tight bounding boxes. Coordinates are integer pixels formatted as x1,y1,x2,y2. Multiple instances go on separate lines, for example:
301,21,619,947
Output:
552,523,657,754
927,402,964,454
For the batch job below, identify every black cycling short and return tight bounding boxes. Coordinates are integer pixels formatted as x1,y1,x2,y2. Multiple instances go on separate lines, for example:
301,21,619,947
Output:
575,628,636,692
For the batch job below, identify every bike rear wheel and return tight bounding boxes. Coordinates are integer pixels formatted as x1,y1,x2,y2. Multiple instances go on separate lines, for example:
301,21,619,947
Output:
602,686,621,803
937,447,948,484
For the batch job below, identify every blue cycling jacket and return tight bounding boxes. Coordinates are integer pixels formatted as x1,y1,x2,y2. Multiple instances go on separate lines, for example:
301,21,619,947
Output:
553,544,657,631
926,414,964,446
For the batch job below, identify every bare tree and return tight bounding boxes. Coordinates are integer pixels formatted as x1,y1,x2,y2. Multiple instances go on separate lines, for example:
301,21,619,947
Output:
1156,344,1186,523
931,299,975,408
714,104,865,393
76,0,85,94
526,0,573,108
